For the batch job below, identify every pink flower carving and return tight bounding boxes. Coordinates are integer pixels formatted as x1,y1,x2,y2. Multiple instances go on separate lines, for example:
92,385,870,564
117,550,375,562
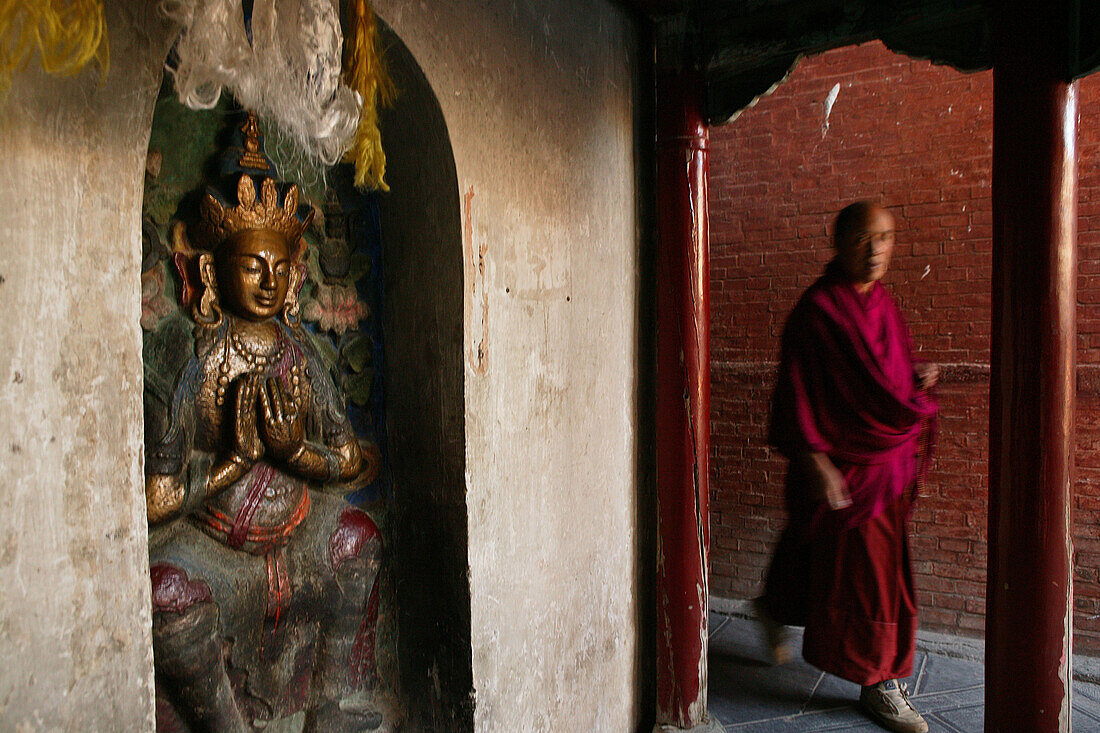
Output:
302,283,369,335
141,265,176,331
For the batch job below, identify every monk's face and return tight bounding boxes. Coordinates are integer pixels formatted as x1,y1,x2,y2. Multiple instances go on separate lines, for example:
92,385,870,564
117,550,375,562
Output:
215,230,293,321
836,206,896,286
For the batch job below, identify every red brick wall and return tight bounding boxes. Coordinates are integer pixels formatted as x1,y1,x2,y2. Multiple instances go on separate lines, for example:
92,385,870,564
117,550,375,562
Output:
709,41,1100,650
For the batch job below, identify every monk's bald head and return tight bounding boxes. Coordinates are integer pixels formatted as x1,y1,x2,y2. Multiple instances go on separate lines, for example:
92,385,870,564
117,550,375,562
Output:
833,201,896,288
834,201,885,248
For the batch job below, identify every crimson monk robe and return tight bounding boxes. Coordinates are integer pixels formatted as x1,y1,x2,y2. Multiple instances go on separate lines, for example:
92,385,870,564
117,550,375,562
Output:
762,259,938,686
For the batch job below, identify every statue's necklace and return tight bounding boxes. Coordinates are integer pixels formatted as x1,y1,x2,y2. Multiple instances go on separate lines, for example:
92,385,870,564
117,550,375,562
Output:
230,327,281,366
214,321,286,406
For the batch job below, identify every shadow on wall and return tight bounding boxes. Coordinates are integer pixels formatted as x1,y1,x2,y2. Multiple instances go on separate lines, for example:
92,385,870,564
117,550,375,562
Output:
375,19,475,730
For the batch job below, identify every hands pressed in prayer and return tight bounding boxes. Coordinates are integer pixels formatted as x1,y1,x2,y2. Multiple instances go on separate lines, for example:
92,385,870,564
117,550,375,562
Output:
259,377,305,462
232,373,264,464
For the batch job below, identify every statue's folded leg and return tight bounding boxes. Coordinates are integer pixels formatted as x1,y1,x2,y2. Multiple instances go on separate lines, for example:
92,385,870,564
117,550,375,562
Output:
304,505,383,733
151,563,247,733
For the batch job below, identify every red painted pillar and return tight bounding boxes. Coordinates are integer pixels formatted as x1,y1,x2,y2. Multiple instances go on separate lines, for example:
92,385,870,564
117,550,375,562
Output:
986,3,1078,731
654,62,712,728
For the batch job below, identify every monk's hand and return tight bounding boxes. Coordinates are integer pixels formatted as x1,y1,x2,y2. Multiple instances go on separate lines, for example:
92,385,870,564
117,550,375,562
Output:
806,452,852,511
258,377,305,462
915,362,940,391
231,373,263,465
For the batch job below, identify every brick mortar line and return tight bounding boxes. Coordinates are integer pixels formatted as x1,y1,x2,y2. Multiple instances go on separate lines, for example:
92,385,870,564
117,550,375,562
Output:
712,361,1100,393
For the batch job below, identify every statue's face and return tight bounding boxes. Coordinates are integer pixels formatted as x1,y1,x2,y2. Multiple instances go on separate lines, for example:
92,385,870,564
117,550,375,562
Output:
215,230,293,321
836,205,895,285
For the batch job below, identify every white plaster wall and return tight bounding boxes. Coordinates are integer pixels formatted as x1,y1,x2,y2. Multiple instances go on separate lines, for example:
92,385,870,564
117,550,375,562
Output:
0,5,173,730
372,1,644,729
0,1,642,729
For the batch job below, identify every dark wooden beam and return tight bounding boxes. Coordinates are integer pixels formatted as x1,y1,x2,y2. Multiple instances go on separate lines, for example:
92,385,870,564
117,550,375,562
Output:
702,0,992,123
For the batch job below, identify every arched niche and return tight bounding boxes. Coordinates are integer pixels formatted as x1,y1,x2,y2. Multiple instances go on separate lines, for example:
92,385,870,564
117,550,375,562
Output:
374,20,473,730
138,15,471,730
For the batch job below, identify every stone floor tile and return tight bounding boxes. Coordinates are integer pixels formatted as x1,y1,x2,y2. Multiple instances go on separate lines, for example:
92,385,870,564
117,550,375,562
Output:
710,612,731,639
1075,678,1100,705
912,653,983,694
910,686,985,715
711,615,796,662
932,702,983,732
1072,702,1100,727
708,651,821,725
923,713,970,733
798,672,860,713
708,611,1100,731
720,706,881,732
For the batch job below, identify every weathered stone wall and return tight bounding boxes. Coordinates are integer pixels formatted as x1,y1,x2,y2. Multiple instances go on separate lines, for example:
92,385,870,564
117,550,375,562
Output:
0,1,645,729
372,1,646,729
0,5,174,730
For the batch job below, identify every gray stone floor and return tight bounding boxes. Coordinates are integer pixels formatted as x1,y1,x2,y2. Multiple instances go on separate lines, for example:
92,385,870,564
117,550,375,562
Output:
707,611,1100,732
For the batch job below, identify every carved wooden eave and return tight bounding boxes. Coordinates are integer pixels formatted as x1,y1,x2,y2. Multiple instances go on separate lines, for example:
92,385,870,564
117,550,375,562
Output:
703,0,994,124
617,0,1100,124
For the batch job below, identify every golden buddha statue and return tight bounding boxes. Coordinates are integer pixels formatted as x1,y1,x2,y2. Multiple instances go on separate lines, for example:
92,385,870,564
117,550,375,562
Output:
144,121,383,731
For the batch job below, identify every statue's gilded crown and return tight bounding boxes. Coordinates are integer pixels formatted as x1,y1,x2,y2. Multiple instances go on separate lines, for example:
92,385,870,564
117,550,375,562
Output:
192,174,313,251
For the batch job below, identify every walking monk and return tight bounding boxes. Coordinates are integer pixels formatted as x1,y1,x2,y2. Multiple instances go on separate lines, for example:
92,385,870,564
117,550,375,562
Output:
755,201,939,733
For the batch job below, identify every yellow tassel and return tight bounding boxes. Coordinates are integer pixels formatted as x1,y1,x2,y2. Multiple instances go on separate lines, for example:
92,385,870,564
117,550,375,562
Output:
0,0,109,93
343,0,394,191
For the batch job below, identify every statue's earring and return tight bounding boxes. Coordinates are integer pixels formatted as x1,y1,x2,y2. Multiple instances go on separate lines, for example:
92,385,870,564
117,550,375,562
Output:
194,253,223,327
283,255,306,327
283,291,301,327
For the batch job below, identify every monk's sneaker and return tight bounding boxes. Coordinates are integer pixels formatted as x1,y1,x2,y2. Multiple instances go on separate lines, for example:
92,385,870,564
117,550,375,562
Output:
860,679,928,733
